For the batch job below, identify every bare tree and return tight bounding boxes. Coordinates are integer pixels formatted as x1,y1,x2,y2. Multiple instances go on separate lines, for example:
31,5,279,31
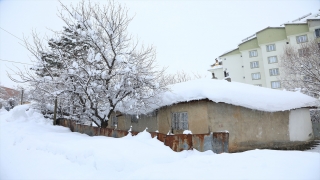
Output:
164,70,206,85
9,0,167,127
279,39,320,98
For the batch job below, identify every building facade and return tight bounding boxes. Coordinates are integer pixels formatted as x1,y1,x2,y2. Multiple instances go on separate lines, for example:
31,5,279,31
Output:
108,100,314,152
209,17,320,89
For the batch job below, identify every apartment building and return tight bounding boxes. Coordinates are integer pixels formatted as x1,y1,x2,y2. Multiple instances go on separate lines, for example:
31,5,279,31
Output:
209,13,320,89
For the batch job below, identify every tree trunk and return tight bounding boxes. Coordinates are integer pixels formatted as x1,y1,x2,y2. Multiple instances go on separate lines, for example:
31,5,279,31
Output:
100,120,108,128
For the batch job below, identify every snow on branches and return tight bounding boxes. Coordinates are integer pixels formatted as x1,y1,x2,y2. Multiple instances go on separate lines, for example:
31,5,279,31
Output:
10,0,167,127
279,39,320,99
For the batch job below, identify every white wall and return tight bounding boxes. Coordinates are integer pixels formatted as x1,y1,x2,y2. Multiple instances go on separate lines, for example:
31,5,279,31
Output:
241,48,266,86
221,53,245,83
208,67,224,79
289,108,313,141
259,40,287,89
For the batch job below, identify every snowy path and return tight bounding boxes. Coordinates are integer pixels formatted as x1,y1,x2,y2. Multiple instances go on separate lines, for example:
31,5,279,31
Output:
1,105,319,180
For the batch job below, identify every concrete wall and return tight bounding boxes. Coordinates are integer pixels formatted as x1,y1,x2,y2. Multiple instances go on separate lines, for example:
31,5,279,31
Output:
113,100,314,152
208,66,224,80
289,108,313,141
259,40,287,89
157,100,309,152
220,53,244,83
241,48,266,87
207,102,291,152
285,24,309,36
157,100,209,134
256,28,286,45
130,114,158,132
108,112,158,132
239,38,259,51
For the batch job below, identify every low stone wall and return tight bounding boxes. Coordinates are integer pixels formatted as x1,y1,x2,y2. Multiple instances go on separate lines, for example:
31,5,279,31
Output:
57,119,229,153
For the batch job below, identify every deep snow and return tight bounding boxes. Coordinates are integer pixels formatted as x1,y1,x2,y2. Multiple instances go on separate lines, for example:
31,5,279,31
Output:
1,105,320,180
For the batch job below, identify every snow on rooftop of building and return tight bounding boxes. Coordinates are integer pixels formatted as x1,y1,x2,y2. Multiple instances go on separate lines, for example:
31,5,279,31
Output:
282,11,320,25
154,79,317,112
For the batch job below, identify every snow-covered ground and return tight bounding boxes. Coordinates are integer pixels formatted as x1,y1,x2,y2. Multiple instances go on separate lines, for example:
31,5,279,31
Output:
1,105,320,180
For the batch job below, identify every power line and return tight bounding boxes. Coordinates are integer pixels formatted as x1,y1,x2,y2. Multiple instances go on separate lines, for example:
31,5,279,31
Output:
0,27,25,42
0,59,33,65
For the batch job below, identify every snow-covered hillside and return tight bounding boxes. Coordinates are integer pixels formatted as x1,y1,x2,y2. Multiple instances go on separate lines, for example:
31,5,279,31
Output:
1,105,319,180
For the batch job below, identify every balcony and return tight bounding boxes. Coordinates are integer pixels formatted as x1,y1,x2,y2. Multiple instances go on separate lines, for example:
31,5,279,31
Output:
210,61,223,70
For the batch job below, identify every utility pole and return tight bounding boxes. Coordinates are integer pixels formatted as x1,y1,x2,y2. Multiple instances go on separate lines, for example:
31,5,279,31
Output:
53,97,57,125
20,88,24,105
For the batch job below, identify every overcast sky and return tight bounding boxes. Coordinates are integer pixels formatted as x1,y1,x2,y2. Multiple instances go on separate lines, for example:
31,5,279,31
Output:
0,0,319,88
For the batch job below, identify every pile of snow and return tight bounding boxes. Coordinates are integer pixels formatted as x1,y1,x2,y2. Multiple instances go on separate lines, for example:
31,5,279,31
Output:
183,130,192,134
152,79,317,112
1,105,320,180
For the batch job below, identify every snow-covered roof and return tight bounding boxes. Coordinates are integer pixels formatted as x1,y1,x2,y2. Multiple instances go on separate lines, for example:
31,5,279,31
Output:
155,79,318,112
282,12,320,25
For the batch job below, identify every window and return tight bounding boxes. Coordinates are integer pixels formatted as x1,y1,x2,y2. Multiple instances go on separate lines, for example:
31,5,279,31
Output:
111,116,118,127
250,61,259,68
269,68,280,76
296,35,308,44
255,84,262,87
268,56,278,64
172,112,188,130
266,44,276,52
249,50,258,57
131,115,138,123
224,71,229,77
315,28,320,38
271,81,281,89
298,48,309,57
251,73,261,80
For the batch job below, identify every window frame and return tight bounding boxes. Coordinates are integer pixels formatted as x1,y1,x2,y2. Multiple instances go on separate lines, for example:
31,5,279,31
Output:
266,44,276,52
249,50,258,58
251,72,261,80
296,34,308,44
271,81,281,89
269,68,280,76
171,112,188,130
268,56,278,64
250,61,259,69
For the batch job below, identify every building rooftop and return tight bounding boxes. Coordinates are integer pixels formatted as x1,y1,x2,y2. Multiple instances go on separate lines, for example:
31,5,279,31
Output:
119,79,318,114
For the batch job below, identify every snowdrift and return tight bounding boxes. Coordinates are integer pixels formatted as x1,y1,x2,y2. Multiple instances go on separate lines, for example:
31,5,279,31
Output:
1,105,319,180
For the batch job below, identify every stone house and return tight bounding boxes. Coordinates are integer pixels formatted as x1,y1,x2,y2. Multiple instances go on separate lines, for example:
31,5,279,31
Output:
110,79,317,152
